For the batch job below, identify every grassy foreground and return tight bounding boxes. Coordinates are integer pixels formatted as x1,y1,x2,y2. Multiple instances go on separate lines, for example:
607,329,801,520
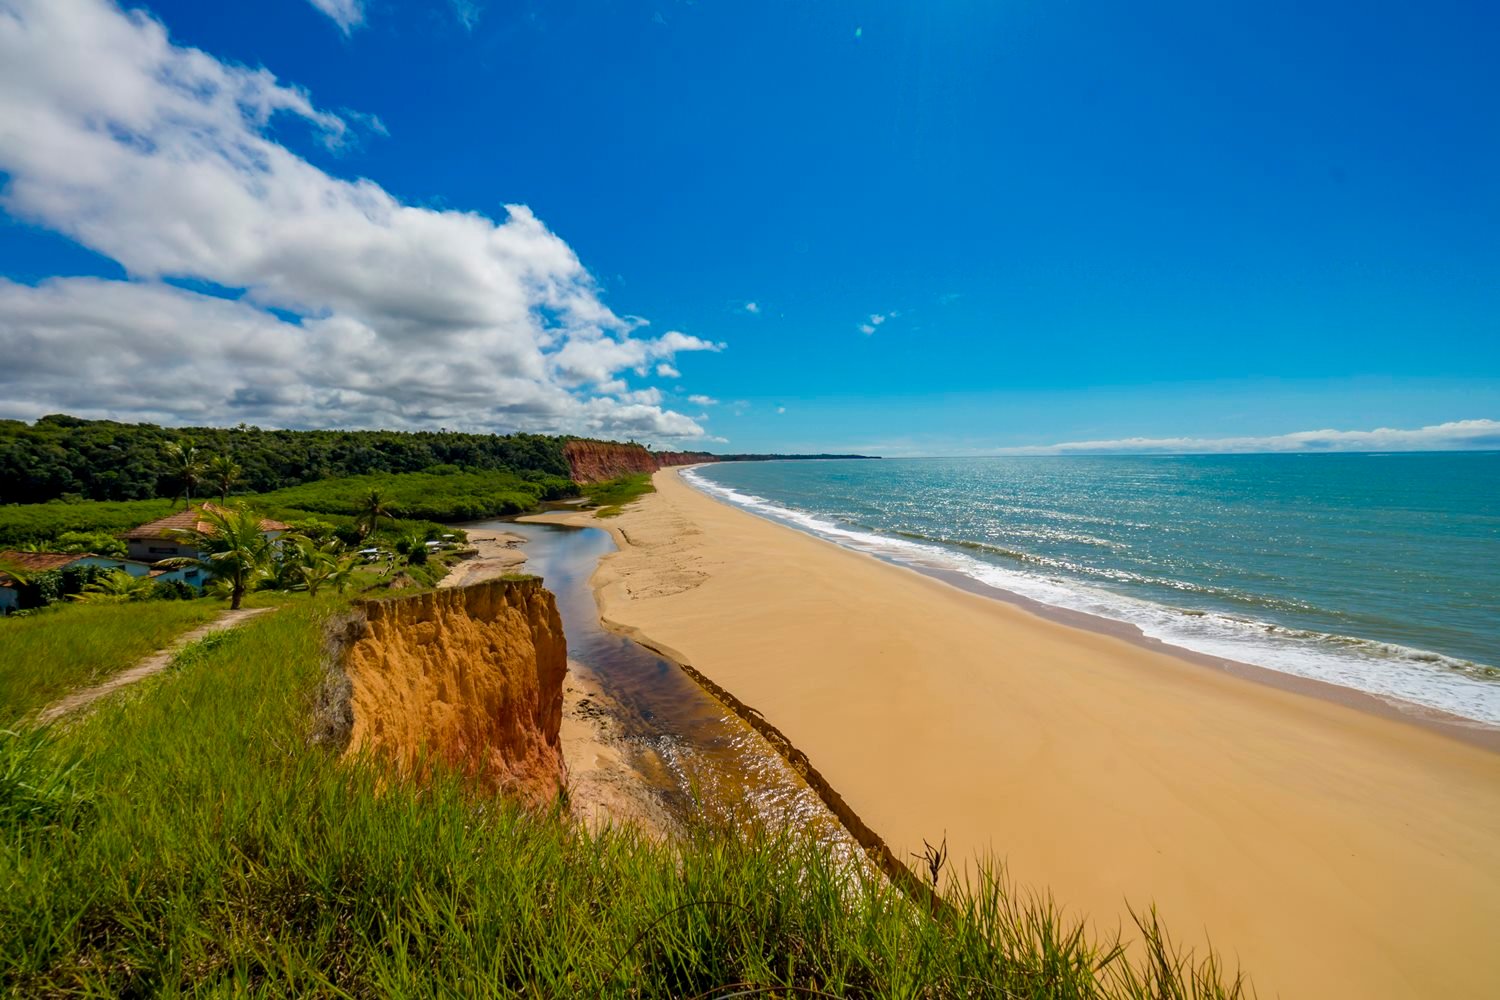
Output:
0,601,222,724
2,600,1247,997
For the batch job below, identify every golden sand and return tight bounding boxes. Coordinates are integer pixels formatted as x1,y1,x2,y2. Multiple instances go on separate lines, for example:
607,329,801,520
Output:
530,468,1500,999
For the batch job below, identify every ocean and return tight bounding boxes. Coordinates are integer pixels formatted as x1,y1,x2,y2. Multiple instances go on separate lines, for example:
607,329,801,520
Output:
685,454,1500,725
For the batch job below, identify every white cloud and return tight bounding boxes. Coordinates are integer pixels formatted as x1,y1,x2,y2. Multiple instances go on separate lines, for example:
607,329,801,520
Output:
859,311,893,335
688,394,718,406
306,0,363,32
0,0,723,442
776,406,787,414
743,301,761,314
450,0,482,31
655,363,680,378
991,420,1500,456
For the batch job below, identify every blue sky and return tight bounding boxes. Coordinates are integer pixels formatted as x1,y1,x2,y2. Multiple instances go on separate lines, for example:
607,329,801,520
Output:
0,0,1496,454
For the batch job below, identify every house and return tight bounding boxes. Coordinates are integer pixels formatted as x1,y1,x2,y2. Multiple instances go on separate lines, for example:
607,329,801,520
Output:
117,503,291,591
119,503,290,563
0,549,208,611
0,550,93,613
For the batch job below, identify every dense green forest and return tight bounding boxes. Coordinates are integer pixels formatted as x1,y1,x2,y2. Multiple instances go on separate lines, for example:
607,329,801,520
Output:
0,415,574,504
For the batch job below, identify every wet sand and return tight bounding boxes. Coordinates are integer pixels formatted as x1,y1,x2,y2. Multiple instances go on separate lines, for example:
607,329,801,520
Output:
528,468,1500,1000
437,531,527,589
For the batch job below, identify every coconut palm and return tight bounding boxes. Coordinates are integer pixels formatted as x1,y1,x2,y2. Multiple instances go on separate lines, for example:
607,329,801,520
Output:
356,488,396,540
325,552,359,595
159,504,273,610
293,538,359,597
206,453,244,503
255,550,304,593
393,529,430,566
164,441,206,508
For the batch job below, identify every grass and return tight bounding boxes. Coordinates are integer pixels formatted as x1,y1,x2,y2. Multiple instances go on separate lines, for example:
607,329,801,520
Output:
585,473,655,517
0,595,1248,997
0,600,223,723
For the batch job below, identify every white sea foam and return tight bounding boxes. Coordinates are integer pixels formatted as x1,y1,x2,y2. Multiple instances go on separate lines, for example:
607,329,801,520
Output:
681,468,1500,726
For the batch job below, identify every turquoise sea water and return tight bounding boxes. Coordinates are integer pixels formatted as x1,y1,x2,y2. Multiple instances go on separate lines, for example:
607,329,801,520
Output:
686,454,1500,725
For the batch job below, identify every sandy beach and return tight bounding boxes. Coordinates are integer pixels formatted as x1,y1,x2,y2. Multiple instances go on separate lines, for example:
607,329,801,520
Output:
532,468,1500,999
440,526,678,837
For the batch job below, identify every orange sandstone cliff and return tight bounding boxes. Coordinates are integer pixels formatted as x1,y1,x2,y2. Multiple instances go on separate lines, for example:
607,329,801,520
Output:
563,439,717,483
319,578,568,808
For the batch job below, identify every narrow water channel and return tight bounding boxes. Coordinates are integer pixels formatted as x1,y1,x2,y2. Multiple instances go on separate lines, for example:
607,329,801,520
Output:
473,519,854,853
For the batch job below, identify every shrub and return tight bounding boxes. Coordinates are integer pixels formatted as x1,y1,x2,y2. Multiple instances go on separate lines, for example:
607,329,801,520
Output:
152,579,198,601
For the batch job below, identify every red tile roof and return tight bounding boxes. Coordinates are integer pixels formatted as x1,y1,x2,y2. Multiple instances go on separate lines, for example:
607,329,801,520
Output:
0,550,90,572
120,502,290,541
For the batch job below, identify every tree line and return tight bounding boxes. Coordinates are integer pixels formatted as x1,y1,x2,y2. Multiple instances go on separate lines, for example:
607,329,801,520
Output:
0,415,576,504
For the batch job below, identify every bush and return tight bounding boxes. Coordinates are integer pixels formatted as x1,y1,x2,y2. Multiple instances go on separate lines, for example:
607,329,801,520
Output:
152,579,198,601
53,530,127,558
287,518,339,542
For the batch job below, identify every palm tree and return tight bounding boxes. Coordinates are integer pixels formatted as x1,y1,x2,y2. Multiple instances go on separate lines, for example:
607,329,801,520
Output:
72,569,156,604
326,553,359,595
393,529,430,566
293,538,359,597
356,489,396,540
159,504,273,610
206,453,244,503
164,441,206,508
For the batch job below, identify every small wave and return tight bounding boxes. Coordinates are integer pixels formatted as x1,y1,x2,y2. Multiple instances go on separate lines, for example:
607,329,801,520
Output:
887,527,1315,615
684,468,1500,725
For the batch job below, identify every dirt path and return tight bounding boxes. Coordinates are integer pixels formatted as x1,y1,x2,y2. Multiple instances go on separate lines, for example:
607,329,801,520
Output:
37,607,275,724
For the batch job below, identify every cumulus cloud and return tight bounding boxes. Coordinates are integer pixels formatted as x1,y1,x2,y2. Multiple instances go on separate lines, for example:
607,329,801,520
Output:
992,420,1500,456
655,363,680,378
743,301,761,314
688,395,718,406
0,0,722,442
859,311,895,335
306,0,363,32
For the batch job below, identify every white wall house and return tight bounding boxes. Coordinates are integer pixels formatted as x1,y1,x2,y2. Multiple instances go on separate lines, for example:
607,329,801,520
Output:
0,550,98,612
117,503,290,592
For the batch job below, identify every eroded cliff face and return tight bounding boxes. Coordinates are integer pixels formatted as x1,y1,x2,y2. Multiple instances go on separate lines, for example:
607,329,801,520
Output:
563,439,717,483
564,440,656,483
654,451,718,468
327,578,568,808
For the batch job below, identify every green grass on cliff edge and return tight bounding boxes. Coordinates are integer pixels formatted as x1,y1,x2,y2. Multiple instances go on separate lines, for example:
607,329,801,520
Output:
1,596,1249,997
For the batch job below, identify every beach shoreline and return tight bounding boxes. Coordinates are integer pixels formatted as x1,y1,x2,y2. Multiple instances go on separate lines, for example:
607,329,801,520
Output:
526,467,1500,999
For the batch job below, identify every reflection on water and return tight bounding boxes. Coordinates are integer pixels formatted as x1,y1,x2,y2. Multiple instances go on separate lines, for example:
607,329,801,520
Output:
484,520,853,854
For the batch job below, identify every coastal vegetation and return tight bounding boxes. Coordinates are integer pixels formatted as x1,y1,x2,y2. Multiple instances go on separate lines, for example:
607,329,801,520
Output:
1,596,1244,997
255,468,576,522
584,472,656,517
0,415,574,504
0,471,523,553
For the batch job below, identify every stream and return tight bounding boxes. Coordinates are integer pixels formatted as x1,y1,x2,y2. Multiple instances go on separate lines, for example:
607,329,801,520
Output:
472,519,855,854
